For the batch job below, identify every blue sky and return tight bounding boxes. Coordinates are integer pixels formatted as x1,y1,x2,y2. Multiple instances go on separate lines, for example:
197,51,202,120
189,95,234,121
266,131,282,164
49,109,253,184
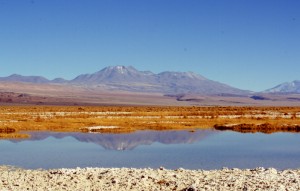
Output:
0,0,299,91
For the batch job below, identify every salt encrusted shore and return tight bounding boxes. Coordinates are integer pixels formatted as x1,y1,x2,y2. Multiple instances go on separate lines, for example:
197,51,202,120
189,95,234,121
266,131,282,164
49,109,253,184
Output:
0,166,300,191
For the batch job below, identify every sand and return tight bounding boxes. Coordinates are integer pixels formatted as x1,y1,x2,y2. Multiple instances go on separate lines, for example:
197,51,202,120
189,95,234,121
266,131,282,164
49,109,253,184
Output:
1,166,300,191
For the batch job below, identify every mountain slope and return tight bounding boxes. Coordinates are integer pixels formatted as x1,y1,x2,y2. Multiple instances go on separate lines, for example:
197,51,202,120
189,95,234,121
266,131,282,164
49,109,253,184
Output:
264,80,300,93
156,71,243,94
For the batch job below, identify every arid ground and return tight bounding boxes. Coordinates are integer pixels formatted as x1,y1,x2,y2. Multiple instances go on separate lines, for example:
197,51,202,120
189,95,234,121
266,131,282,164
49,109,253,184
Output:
2,82,300,107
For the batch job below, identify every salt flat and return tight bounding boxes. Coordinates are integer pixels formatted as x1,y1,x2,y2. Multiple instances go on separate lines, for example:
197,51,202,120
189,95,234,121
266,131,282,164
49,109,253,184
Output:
1,166,299,191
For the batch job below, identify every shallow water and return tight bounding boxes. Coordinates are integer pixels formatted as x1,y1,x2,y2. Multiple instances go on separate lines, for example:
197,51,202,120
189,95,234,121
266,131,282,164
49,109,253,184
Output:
0,129,300,170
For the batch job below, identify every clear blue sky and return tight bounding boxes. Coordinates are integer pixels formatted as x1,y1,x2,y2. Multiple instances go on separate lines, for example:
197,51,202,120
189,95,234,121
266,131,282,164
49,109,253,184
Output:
0,0,299,91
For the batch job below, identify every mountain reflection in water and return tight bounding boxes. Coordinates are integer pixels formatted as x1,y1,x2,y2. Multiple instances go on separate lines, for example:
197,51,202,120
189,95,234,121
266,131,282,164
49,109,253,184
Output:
17,130,217,150
2,129,300,170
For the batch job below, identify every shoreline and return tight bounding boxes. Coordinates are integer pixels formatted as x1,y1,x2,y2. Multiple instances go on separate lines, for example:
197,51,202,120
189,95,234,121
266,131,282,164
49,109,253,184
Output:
1,166,299,190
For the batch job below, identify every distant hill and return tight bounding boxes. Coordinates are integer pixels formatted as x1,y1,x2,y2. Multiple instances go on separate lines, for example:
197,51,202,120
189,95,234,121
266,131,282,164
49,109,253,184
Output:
0,65,249,95
0,74,50,84
0,74,68,84
51,78,68,83
264,80,300,94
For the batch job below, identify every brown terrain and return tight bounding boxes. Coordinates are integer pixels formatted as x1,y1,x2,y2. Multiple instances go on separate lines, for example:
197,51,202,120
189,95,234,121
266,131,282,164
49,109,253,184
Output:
0,82,180,106
1,81,300,106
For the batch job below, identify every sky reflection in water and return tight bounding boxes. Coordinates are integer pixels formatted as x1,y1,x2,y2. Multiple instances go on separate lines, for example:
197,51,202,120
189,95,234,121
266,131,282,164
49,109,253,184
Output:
0,129,300,170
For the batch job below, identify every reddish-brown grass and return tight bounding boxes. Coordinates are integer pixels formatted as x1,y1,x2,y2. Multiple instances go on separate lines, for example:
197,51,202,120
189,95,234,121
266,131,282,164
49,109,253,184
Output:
0,106,300,138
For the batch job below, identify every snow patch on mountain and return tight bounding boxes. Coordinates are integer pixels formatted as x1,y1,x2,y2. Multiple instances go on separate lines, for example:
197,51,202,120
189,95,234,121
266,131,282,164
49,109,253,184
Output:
264,80,300,93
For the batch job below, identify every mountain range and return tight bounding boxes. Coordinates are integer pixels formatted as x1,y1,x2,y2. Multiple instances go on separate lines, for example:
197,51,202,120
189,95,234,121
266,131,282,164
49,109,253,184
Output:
0,66,299,107
0,66,249,95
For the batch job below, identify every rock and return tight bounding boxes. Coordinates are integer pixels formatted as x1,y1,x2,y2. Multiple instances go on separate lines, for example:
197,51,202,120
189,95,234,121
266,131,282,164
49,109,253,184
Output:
265,168,277,174
183,184,197,191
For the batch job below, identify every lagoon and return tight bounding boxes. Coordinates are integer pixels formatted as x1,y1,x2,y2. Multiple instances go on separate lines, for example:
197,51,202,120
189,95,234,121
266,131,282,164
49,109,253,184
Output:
0,129,300,170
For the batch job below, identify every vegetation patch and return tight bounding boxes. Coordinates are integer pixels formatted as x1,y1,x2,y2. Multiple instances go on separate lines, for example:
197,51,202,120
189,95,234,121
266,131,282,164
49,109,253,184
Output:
214,123,300,134
0,106,300,138
0,127,16,133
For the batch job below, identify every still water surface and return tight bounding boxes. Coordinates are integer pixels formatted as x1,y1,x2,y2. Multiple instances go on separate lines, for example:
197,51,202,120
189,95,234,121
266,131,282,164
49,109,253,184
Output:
0,129,300,170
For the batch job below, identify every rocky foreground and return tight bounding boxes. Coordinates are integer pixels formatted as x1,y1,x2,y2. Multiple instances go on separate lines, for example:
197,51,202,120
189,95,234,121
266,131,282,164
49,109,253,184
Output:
0,166,300,191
